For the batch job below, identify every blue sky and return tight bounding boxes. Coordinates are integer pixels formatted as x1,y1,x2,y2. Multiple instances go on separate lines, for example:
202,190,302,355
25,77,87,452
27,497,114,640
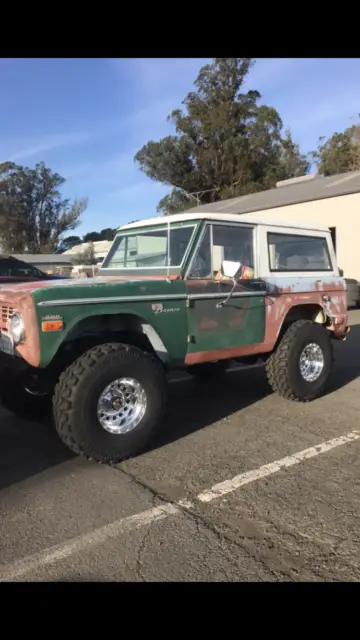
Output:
1,58,359,237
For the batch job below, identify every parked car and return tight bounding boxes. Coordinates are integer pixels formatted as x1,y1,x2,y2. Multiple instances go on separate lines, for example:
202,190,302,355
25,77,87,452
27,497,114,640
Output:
345,278,360,308
0,256,70,285
0,213,349,464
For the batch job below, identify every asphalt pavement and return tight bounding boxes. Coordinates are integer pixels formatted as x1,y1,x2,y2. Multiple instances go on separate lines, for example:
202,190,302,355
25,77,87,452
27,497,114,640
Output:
1,311,360,581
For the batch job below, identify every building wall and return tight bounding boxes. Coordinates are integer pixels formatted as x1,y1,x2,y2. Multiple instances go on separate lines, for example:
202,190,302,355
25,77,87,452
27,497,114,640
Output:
31,262,73,276
246,192,360,280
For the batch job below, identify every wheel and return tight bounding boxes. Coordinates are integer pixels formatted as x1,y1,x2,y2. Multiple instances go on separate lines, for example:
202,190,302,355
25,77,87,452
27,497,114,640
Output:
265,320,333,402
53,343,167,463
0,374,52,421
186,359,229,379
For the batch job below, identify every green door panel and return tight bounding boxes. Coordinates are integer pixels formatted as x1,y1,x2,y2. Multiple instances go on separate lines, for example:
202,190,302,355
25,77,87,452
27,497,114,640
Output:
186,292,266,353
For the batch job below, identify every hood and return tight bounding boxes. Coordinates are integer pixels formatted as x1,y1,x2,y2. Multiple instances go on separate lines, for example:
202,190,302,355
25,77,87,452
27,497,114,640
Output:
0,275,147,296
0,274,70,287
0,274,184,308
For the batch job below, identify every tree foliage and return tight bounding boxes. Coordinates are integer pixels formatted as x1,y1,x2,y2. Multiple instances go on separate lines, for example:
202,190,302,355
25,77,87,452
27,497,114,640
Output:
134,58,310,215
75,242,97,265
0,161,87,253
59,235,82,252
310,121,360,176
83,228,116,243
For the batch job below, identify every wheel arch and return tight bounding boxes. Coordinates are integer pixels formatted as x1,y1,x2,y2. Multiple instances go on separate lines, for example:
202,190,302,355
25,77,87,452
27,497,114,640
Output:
46,312,169,372
275,303,329,347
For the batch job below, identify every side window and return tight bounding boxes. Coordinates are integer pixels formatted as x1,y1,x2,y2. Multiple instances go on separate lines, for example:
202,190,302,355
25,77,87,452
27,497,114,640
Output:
188,224,254,279
267,232,332,271
188,226,212,279
212,225,254,274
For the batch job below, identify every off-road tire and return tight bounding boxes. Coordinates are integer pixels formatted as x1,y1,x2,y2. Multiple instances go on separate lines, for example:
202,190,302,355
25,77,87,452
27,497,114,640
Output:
0,376,52,421
265,320,333,402
53,343,167,463
187,359,229,379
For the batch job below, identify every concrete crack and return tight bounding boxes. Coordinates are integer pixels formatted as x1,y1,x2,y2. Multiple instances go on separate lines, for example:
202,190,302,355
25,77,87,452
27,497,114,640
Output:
110,463,280,581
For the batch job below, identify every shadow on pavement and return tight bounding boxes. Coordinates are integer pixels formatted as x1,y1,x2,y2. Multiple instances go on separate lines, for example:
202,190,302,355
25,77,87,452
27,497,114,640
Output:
0,412,74,491
326,323,360,394
152,365,271,451
152,323,360,450
1,322,360,491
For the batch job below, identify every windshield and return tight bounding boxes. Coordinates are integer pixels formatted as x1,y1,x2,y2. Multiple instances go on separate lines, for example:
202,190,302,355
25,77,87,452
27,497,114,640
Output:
0,259,45,279
102,224,196,270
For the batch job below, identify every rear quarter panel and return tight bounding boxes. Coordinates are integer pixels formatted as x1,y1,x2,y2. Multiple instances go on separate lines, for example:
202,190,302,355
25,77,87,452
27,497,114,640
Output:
248,225,348,352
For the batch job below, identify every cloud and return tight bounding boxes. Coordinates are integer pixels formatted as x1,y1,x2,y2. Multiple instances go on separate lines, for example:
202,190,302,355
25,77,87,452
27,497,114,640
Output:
60,149,141,192
8,131,92,162
108,178,166,201
127,58,209,97
295,90,360,131
248,58,300,87
111,58,210,136
87,179,168,229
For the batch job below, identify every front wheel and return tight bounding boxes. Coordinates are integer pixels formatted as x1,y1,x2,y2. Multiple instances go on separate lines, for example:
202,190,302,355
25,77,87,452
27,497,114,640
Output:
53,343,168,463
265,320,333,402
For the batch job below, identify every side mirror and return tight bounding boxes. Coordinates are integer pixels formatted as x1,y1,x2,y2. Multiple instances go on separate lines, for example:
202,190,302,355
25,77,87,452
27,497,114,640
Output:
220,260,242,280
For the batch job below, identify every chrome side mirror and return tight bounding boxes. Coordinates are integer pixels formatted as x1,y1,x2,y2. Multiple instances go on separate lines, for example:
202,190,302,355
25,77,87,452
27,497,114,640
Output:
220,260,242,280
217,261,242,308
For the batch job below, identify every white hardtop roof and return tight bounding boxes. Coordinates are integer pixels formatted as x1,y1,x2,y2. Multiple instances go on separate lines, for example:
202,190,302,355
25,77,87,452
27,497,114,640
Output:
118,211,330,233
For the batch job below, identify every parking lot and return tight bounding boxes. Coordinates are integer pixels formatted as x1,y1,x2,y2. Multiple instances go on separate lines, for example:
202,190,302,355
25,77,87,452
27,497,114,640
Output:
1,310,360,581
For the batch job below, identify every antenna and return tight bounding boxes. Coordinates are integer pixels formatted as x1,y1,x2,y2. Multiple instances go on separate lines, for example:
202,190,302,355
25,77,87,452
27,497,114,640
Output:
166,215,171,283
187,188,220,205
169,183,220,209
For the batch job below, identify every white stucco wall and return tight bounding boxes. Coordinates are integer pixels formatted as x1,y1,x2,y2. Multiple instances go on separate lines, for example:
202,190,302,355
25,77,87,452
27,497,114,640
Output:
245,192,360,280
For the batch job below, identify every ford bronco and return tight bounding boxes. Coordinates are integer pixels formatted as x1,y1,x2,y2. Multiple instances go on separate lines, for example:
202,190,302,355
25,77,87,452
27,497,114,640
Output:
0,212,349,463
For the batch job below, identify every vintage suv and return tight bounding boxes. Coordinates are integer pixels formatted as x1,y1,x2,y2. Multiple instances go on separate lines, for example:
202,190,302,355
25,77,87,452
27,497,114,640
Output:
0,212,349,463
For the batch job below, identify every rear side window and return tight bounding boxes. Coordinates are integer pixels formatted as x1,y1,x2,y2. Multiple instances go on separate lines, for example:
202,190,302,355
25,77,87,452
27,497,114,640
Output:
267,232,332,272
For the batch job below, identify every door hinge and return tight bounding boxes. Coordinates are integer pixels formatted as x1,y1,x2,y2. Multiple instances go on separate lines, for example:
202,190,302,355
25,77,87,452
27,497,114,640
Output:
187,335,196,344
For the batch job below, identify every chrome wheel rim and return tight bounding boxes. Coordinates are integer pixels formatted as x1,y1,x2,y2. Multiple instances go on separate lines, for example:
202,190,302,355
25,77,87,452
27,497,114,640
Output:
97,378,147,434
299,343,324,382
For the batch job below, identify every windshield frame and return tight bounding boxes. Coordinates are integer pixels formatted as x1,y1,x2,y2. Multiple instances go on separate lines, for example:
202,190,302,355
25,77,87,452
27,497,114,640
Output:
99,220,200,276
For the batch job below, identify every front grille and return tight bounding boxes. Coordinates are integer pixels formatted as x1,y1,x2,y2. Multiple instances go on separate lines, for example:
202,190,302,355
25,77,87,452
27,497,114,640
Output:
0,305,14,331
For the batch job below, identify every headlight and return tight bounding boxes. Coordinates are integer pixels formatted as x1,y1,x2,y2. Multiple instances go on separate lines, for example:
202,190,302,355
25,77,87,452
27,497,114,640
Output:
10,312,26,345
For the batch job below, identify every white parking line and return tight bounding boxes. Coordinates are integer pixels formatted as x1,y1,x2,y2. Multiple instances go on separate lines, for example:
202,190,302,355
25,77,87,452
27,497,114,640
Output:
0,504,181,582
0,429,359,581
197,430,360,502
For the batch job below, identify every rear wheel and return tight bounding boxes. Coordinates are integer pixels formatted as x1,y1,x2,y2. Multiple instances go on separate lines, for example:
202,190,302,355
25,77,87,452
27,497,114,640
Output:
53,343,167,463
266,320,333,402
186,360,229,379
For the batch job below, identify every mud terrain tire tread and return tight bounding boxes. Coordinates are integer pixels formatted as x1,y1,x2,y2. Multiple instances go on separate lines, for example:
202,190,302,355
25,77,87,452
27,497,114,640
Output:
53,343,167,463
265,319,333,402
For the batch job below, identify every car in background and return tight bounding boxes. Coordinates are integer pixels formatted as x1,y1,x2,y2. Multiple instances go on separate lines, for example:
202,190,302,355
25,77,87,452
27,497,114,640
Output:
345,278,360,309
0,256,70,285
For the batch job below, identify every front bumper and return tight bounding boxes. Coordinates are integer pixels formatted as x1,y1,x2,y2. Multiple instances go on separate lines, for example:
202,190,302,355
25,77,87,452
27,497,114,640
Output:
333,325,351,341
0,331,14,358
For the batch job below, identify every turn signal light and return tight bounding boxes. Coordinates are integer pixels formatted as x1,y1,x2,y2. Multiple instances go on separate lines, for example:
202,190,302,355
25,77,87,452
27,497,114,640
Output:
41,320,64,332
